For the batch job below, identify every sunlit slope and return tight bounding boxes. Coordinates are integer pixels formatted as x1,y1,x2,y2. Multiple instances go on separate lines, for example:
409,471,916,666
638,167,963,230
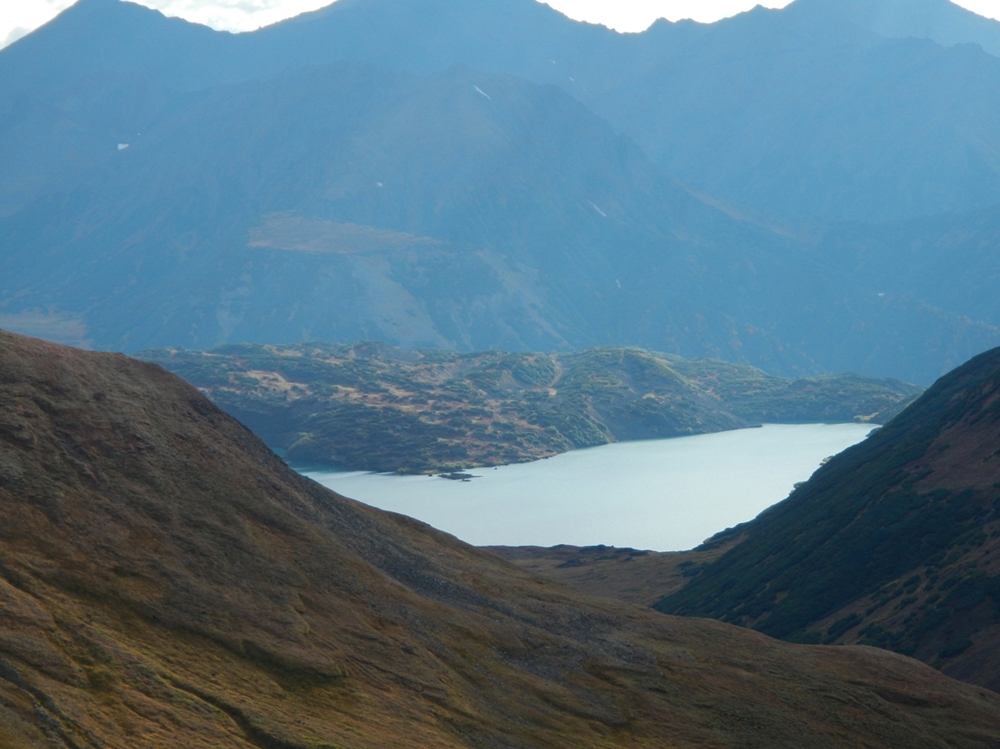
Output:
1,327,1000,746
656,345,1000,690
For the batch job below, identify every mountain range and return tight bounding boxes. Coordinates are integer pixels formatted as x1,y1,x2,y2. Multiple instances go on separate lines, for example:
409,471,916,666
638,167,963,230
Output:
3,0,1000,383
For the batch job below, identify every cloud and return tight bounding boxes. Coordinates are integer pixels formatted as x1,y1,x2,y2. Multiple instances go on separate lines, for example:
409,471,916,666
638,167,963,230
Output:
1,0,77,50
1,27,30,49
539,0,793,32
131,0,339,32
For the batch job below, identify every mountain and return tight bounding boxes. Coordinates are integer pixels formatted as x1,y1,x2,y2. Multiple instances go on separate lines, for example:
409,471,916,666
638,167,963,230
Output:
807,0,1000,56
8,0,1000,223
5,0,1000,382
3,328,1000,746
598,2,1000,223
139,342,921,473
655,345,1000,690
0,59,841,372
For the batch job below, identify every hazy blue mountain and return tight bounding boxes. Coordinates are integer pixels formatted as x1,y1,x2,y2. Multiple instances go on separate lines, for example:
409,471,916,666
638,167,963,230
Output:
820,205,1000,331
6,0,1000,222
3,0,1000,383
803,0,1000,56
0,61,845,375
598,2,1000,222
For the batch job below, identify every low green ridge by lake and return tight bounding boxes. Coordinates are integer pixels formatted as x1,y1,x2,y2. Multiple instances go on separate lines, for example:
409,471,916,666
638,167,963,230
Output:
140,342,922,473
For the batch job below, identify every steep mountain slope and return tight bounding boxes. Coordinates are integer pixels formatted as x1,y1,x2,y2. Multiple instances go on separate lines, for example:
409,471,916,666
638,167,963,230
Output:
8,0,1000,223
2,53,998,382
4,0,1000,381
3,328,1000,746
656,345,1000,690
820,203,1000,332
600,3,1000,222
140,342,920,473
0,58,876,374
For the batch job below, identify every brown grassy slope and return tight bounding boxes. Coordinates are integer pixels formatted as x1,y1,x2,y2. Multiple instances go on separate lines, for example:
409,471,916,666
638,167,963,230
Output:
484,541,739,608
656,346,1000,691
0,330,999,748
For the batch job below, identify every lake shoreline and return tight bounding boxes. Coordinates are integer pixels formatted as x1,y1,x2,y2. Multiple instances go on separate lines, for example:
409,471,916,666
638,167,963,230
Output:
301,423,876,551
289,420,878,477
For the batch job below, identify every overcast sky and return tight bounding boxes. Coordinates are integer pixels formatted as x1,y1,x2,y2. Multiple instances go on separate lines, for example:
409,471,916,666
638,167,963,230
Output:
4,0,1000,49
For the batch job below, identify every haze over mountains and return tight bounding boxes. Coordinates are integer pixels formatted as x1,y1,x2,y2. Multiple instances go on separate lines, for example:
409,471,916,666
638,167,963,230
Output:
2,0,1000,382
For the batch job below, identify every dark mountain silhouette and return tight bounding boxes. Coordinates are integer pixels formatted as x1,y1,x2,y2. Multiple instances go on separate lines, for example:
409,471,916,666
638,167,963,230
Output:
2,327,1000,746
656,345,1000,691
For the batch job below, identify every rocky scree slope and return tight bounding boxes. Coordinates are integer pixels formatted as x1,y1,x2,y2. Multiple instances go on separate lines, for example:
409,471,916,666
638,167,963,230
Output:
0,328,999,747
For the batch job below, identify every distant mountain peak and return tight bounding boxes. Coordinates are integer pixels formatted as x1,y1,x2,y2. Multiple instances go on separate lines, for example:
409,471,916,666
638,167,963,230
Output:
790,0,1000,55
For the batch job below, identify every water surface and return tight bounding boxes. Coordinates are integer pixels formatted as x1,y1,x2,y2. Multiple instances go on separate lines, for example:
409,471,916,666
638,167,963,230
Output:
302,423,873,551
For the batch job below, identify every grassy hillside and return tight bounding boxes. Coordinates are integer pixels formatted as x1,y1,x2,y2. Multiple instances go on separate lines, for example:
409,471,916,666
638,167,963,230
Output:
3,330,998,746
140,342,920,473
655,345,1000,691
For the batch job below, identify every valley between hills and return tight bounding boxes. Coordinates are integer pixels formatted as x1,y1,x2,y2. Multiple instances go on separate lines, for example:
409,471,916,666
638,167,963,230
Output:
493,346,1000,694
5,0,1000,745
140,342,920,473
3,330,1000,748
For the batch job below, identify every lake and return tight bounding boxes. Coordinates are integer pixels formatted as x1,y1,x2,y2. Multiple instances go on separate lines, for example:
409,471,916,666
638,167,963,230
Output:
301,423,874,551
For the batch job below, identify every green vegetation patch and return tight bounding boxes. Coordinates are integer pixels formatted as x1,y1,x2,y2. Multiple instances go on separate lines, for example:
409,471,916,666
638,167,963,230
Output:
140,342,920,474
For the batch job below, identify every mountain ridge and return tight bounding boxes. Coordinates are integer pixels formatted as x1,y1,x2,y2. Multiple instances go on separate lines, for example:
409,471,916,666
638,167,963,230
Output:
7,0,1000,223
5,0,1000,382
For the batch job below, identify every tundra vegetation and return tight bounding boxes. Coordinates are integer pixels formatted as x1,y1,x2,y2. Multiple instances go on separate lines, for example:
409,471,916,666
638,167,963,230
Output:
142,342,921,473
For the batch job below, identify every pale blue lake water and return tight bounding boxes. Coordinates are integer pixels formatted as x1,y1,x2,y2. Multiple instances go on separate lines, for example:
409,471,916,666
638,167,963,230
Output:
301,423,874,551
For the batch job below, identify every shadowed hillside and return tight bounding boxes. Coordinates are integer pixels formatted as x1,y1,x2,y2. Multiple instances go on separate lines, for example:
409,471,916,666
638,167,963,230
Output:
1,329,1000,746
656,345,1000,691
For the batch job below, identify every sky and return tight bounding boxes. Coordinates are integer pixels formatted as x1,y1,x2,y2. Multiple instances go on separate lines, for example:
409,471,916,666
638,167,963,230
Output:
3,0,1000,49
